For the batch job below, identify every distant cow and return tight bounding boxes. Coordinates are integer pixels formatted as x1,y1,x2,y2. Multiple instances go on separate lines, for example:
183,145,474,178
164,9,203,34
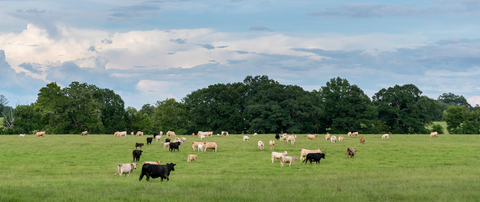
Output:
136,131,144,136
135,143,144,148
330,135,337,143
167,131,176,137
351,132,359,137
359,137,365,144
146,137,153,145
346,148,357,158
132,150,143,162
430,132,438,138
339,135,344,142
347,132,352,137
161,142,170,149
139,163,176,182
258,141,264,150
113,163,137,176
165,138,171,143
382,134,389,139
81,131,88,136
253,133,257,136
202,141,217,152
187,155,197,162
275,133,280,140
269,140,275,150
169,142,181,152
118,131,127,137
221,131,229,136
307,134,317,140
303,153,326,164
325,134,330,141
34,132,46,137
280,156,298,167
155,135,161,142
243,136,249,141
19,134,26,137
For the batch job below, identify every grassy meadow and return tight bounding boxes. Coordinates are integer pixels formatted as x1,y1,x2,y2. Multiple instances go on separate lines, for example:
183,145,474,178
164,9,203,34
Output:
1,133,480,202
0,117,4,127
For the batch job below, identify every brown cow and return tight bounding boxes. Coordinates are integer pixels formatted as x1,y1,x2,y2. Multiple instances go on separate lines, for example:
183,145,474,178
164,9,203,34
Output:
359,137,365,144
347,148,357,158
34,132,46,137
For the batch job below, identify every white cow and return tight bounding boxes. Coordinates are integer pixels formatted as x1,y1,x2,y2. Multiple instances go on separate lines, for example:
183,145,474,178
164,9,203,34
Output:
113,163,137,176
382,134,389,139
330,135,337,143
258,141,264,150
198,144,205,152
243,136,250,141
280,156,298,167
271,151,288,163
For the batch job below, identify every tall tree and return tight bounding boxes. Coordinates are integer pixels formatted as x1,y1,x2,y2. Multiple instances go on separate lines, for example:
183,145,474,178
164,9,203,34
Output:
373,84,440,134
438,93,472,108
36,82,70,133
13,104,43,133
319,77,377,134
94,88,126,134
443,105,480,134
152,98,188,135
140,104,155,117
63,82,104,133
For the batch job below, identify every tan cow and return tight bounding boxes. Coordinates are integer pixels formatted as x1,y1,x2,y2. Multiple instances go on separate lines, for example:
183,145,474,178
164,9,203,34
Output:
192,133,195,137
192,142,203,151
115,131,127,137
206,132,213,137
325,134,330,141
221,131,229,136
347,148,357,158
347,132,352,137
131,132,134,136
286,135,297,143
382,134,389,139
172,137,181,143
360,137,365,144
203,141,217,152
81,131,88,136
271,151,288,163
187,155,198,162
113,163,137,176
330,135,337,143
258,141,264,150
19,134,26,137
114,131,120,137
351,132,359,137
167,131,176,137
429,132,438,138
269,140,275,150
300,149,322,161
253,133,257,136
136,131,144,136
307,134,317,140
280,134,288,142
280,156,298,167
34,132,46,137
143,161,162,165
339,135,344,142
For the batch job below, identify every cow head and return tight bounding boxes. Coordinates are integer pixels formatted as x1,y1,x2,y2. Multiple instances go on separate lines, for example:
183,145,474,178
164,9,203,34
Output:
167,163,177,171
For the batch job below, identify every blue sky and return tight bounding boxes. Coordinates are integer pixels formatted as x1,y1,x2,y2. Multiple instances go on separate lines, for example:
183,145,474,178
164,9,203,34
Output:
1,0,480,109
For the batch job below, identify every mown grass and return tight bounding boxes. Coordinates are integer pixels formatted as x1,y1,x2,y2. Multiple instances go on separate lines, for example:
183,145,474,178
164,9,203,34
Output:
1,133,479,202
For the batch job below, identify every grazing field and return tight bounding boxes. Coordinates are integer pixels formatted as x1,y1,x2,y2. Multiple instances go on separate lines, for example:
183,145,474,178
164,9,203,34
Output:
0,117,4,127
1,133,480,202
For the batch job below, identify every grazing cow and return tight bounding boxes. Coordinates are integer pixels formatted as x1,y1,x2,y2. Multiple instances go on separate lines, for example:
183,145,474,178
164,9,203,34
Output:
430,132,438,138
269,140,275,150
132,150,143,162
303,153,326,164
161,142,170,149
280,134,288,142
200,135,205,140
135,143,144,148
180,137,187,142
286,135,297,144
359,137,365,144
217,134,220,136
330,135,337,143
19,134,26,137
253,133,257,136
155,135,161,142
169,142,181,152
160,131,164,136
280,156,298,167
300,149,322,161
114,131,119,137
172,137,181,143
139,163,176,182
275,133,280,140
206,132,214,136
118,131,127,137
192,133,195,137
81,131,88,136
187,155,198,162
198,144,205,152
113,163,137,176
325,134,330,141
307,134,317,140
348,132,352,137
271,151,288,163
351,132,359,137
34,132,46,137
144,161,162,165
258,141,264,150
382,134,389,139
347,148,357,158
136,131,144,136
192,142,203,151
339,135,344,142
131,132,134,136
146,137,153,145
165,138,171,143
221,131,229,136
202,141,217,152
243,136,249,141
167,131,176,137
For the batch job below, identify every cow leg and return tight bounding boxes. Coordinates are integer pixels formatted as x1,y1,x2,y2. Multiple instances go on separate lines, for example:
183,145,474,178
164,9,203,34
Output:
139,174,144,181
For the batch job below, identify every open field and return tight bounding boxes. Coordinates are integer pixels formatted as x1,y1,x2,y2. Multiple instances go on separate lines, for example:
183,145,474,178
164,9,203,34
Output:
0,117,4,127
1,133,480,201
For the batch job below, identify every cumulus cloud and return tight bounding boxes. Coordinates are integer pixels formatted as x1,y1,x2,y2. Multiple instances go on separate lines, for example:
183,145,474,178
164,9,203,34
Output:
467,96,480,106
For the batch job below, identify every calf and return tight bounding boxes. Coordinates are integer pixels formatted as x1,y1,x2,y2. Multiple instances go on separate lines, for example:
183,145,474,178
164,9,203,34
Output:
269,140,275,150
200,135,205,140
192,142,203,151
303,153,326,164
275,133,280,140
271,151,288,163
258,141,264,150
187,155,198,162
169,142,181,152
243,136,249,141
132,150,143,162
155,135,161,142
161,142,170,149
135,143,144,149
198,144,205,152
113,163,137,176
146,137,153,145
280,156,298,167
347,148,357,158
359,137,365,144
139,163,176,182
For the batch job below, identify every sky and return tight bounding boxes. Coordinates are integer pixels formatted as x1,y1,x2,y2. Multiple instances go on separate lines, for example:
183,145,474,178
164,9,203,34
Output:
1,0,480,109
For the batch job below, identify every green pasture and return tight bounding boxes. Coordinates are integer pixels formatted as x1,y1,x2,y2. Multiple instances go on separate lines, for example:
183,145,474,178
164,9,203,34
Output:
1,133,479,202
0,117,4,127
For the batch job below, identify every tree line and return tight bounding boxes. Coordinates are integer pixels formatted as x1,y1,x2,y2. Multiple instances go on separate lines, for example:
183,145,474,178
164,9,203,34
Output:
1,75,479,135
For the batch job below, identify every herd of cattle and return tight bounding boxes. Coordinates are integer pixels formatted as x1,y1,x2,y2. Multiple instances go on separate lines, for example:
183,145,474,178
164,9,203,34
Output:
18,130,440,182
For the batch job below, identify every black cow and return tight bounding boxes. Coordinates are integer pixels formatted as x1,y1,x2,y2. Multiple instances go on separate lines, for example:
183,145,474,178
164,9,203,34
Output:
146,137,153,145
153,133,158,138
169,142,181,152
303,153,326,164
132,149,143,162
135,143,144,148
275,133,280,140
165,138,171,143
139,163,176,182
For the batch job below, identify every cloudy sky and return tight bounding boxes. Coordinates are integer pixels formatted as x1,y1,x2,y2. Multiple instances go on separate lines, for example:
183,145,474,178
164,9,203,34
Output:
1,0,480,109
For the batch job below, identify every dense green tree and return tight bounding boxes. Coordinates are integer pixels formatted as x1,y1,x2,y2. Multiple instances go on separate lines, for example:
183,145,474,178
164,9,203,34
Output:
318,77,377,134
0,103,4,118
140,104,155,117
152,98,188,135
36,82,70,133
438,93,472,108
94,88,126,134
373,84,440,134
443,105,480,134
13,104,43,133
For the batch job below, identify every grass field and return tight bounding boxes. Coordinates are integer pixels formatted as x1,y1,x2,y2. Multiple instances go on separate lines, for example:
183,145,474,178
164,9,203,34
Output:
1,133,479,202
0,117,4,128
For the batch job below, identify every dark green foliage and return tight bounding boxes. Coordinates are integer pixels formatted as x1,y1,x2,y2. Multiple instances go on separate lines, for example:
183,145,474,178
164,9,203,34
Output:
443,106,480,134
12,104,43,134
152,98,188,134
438,92,472,108
140,104,155,117
94,88,126,134
431,124,444,134
373,84,440,134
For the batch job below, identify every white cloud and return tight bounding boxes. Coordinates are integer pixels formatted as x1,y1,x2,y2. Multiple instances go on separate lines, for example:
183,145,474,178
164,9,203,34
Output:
467,96,480,106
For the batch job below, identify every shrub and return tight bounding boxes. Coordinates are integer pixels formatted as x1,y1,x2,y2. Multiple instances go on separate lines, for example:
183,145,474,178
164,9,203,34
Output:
431,124,444,134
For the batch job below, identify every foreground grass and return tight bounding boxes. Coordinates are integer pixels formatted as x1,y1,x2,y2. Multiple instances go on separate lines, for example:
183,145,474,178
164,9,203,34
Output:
1,133,479,202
